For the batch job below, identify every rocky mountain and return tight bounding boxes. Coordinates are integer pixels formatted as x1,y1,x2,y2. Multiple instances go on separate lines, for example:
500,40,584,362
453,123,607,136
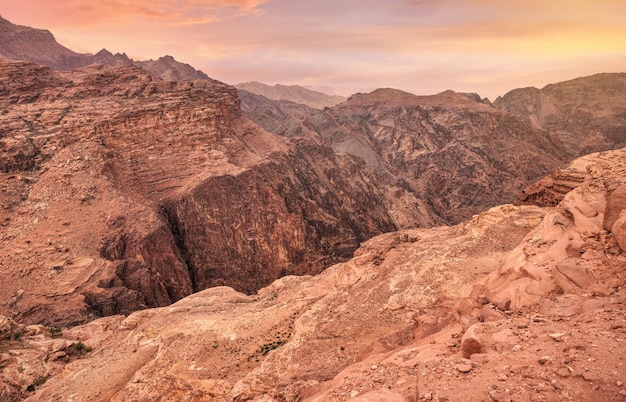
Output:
238,90,319,137
0,15,207,81
0,15,89,70
235,81,346,109
0,60,441,327
242,87,567,224
1,147,624,401
494,73,626,157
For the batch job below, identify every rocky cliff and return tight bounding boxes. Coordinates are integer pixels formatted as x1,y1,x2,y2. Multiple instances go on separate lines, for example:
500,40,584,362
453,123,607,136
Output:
0,60,437,326
494,73,626,157
1,147,623,402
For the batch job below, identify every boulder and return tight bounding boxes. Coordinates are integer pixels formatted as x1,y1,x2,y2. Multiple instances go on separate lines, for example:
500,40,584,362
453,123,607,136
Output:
603,184,626,231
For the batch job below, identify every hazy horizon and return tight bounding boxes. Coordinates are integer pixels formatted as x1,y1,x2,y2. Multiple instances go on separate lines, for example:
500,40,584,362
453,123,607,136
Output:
1,0,625,100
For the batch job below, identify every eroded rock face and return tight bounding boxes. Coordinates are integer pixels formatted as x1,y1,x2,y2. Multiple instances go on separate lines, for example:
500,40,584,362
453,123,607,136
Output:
494,73,626,157
17,147,626,402
0,61,436,325
243,87,566,224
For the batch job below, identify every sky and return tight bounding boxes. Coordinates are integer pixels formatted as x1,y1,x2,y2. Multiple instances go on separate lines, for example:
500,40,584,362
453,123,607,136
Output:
2,0,625,100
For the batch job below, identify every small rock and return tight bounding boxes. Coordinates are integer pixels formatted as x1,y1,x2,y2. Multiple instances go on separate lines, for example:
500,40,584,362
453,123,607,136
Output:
456,364,473,373
511,344,522,352
470,353,489,364
477,294,490,304
25,324,45,336
350,390,359,398
488,390,504,401
497,374,507,381
50,351,67,361
556,368,571,378
50,339,67,353
619,390,626,397
582,372,596,382
461,324,484,359
548,333,566,341
0,353,10,365
538,356,551,365
617,381,623,387
496,298,511,311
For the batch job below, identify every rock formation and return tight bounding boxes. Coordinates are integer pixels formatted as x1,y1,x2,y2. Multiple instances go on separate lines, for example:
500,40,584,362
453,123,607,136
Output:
0,147,622,402
494,73,626,157
243,87,567,224
0,60,437,327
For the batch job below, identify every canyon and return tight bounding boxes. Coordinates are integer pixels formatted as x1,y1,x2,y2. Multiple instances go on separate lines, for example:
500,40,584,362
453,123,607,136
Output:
0,15,625,402
1,147,625,401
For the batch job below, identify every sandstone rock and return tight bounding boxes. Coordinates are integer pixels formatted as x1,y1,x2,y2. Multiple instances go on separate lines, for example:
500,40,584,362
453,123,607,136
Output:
496,298,511,311
603,184,626,231
552,260,596,293
538,356,551,365
461,324,484,359
50,351,67,361
556,367,571,378
456,363,473,373
481,304,506,323
611,215,626,252
548,333,566,341
9,148,626,402
352,389,407,401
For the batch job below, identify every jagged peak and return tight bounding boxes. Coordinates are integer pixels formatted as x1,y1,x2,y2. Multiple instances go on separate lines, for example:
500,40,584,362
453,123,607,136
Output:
95,49,113,57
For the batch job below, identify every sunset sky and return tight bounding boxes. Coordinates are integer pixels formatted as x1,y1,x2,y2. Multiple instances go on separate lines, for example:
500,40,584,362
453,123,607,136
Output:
2,0,625,99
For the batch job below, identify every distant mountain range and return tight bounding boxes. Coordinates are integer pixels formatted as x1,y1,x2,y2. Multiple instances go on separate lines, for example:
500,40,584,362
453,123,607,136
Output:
0,15,208,81
235,81,346,109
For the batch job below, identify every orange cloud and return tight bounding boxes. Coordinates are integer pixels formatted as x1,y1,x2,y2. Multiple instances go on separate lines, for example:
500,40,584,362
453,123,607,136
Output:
5,0,270,27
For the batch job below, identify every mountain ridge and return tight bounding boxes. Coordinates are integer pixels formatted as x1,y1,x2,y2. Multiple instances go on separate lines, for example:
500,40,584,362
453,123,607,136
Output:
0,15,208,82
235,81,347,109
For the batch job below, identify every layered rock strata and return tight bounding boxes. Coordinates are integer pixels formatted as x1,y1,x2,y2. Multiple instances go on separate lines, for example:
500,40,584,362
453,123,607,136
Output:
0,61,431,326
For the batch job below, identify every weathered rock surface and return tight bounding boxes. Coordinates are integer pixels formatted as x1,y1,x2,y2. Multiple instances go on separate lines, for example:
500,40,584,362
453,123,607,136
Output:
494,73,626,157
238,89,319,137
243,87,567,224
0,15,207,81
8,147,624,402
0,60,435,325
